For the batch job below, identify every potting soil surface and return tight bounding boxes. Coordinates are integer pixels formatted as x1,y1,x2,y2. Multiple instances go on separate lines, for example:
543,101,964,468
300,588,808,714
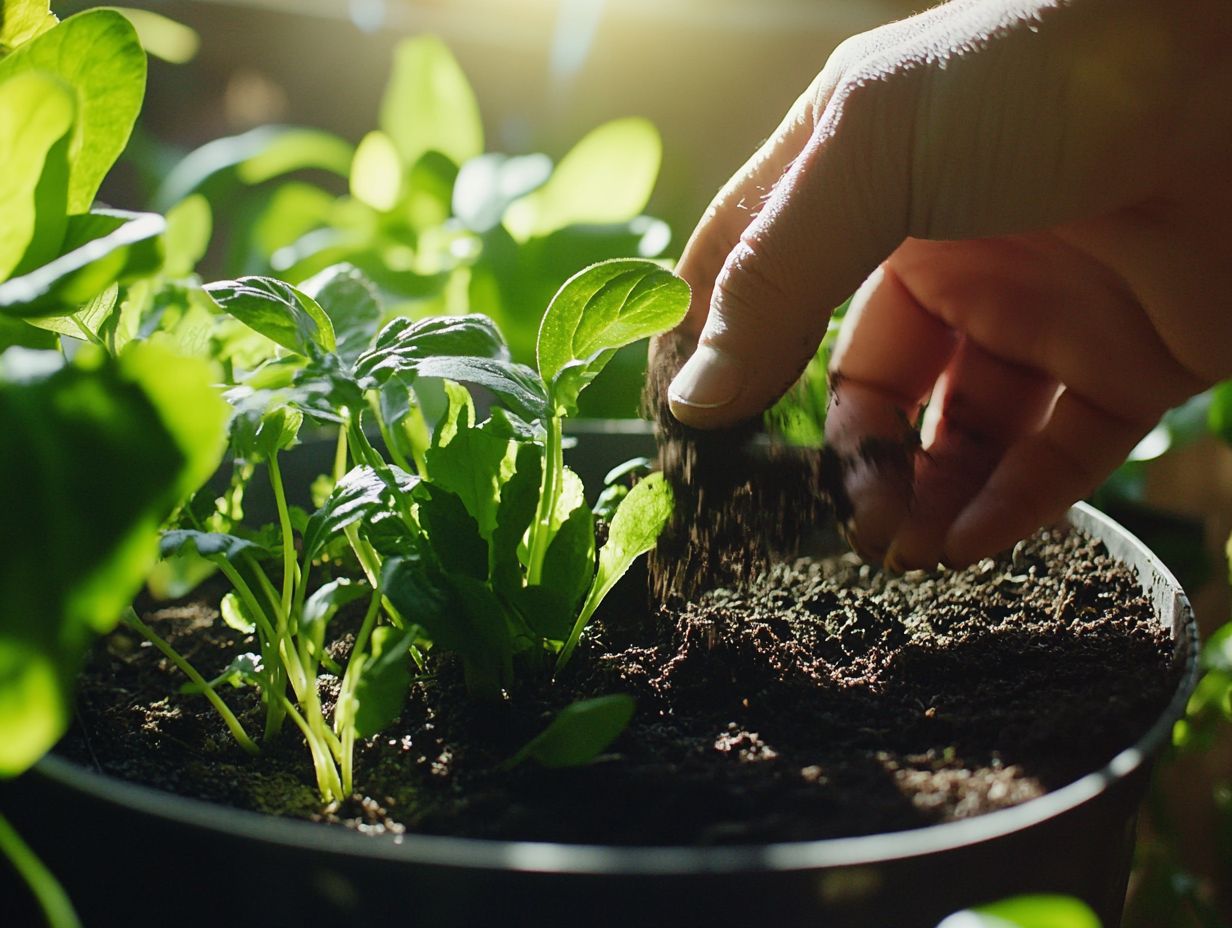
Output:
61,526,1177,845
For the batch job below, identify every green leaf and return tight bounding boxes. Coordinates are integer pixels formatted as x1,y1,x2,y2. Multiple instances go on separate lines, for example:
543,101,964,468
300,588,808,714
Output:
204,276,336,356
0,209,166,317
298,263,382,366
453,152,551,233
162,194,212,278
506,695,635,769
0,0,57,55
0,9,146,213
25,282,116,339
0,341,227,776
159,529,274,563
0,315,56,352
356,314,508,382
302,464,418,562
109,7,198,65
536,259,689,415
1209,379,1232,446
301,577,369,635
424,421,515,538
219,590,256,634
227,395,303,462
505,118,660,239
154,126,353,210
349,129,402,212
250,182,336,263
382,555,511,699
514,501,594,640
935,895,1101,928
558,473,672,669
352,626,414,738
414,356,550,423
490,442,541,594
0,70,73,281
414,486,487,580
380,35,482,169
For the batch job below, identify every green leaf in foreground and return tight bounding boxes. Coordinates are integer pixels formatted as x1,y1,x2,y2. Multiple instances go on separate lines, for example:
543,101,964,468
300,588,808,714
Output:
0,341,227,776
0,9,146,213
557,472,673,669
536,259,689,415
0,0,58,55
0,210,165,317
934,895,1101,928
505,695,635,769
0,69,73,282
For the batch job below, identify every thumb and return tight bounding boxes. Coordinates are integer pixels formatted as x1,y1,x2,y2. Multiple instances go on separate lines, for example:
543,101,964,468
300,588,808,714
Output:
667,67,912,428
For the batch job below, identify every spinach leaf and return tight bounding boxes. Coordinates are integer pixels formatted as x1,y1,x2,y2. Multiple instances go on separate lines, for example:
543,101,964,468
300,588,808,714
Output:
557,472,673,669
298,263,382,366
536,258,688,415
0,70,72,282
302,464,418,562
0,9,146,213
159,529,275,563
505,695,635,769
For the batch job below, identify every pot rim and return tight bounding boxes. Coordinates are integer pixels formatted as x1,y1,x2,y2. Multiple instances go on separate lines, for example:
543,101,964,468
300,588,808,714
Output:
33,501,1199,875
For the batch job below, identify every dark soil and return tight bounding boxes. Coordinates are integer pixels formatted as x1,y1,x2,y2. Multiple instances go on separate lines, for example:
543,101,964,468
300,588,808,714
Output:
60,526,1177,845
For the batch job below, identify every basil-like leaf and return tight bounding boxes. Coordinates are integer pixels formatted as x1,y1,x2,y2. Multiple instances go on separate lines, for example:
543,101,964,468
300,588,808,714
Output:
535,259,688,415
352,627,415,738
159,529,274,563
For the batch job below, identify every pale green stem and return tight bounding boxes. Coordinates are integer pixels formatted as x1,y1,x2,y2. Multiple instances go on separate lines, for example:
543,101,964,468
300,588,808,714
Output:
0,812,81,928
280,696,344,803
122,609,258,755
367,391,414,474
266,453,298,623
336,590,383,795
333,423,349,482
526,414,563,585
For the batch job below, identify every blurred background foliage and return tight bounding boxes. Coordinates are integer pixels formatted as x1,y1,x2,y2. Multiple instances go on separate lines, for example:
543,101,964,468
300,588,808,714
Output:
49,1,1232,923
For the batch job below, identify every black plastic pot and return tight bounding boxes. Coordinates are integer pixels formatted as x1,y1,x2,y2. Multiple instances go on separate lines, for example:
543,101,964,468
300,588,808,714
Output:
0,431,1198,928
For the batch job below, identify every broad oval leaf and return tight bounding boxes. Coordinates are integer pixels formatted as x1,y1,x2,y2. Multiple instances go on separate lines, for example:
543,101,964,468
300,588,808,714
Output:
353,626,415,738
0,209,165,318
536,259,688,415
504,118,660,240
349,129,402,212
0,69,73,282
507,695,635,769
380,35,482,170
0,9,146,213
204,275,336,356
414,355,549,424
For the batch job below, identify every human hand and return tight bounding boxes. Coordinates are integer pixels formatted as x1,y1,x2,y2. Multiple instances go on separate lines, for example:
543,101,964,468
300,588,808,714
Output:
664,0,1232,570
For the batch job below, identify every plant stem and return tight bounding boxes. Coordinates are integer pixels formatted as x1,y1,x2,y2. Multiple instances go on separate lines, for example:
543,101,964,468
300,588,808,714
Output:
367,391,414,474
121,609,258,755
526,414,563,585
0,812,81,928
333,424,348,483
336,590,383,795
219,556,287,740
266,453,298,624
280,696,344,802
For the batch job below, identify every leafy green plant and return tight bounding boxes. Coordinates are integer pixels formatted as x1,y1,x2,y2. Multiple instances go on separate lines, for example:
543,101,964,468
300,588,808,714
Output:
131,257,687,800
935,894,1101,928
149,35,670,416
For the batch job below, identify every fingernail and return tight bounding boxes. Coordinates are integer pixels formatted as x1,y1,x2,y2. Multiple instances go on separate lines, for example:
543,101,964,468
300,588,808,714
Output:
668,344,743,409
